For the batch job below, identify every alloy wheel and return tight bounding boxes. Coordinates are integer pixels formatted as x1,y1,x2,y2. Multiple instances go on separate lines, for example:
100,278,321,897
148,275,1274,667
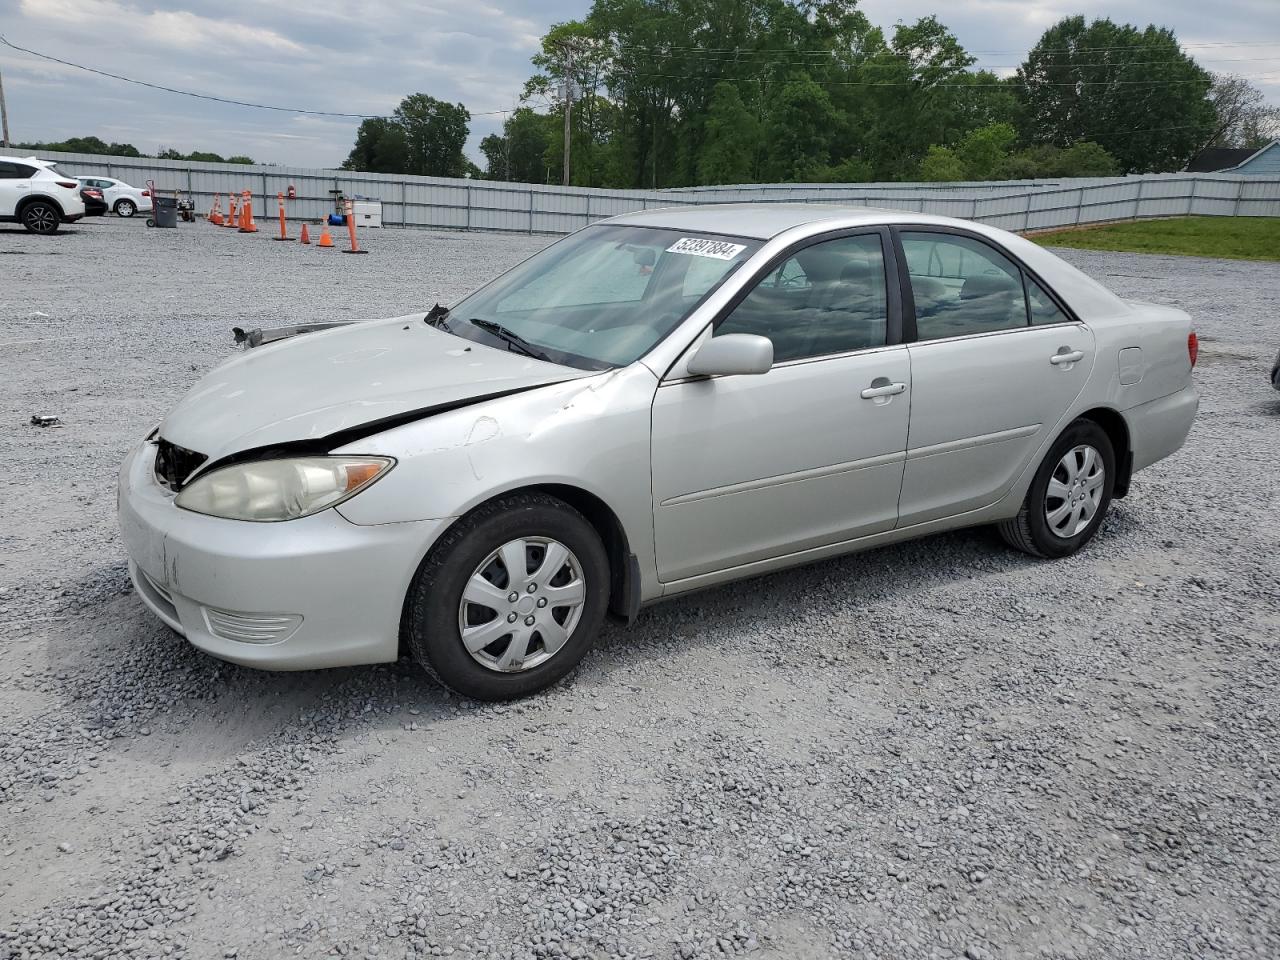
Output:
24,205,58,233
457,537,587,673
1044,444,1105,538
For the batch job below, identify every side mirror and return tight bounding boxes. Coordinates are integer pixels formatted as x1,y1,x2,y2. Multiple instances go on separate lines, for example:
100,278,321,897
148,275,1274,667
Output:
686,334,774,377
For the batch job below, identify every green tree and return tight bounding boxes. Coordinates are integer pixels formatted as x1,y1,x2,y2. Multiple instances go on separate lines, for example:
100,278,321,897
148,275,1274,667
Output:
1055,141,1119,177
763,77,838,181
15,136,142,157
955,122,1016,179
1017,17,1215,172
696,83,760,185
394,94,471,177
918,145,967,181
342,117,409,174
480,108,557,182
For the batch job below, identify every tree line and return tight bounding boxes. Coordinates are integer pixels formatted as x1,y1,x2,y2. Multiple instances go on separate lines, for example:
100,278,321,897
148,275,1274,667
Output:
12,135,254,165
343,4,1279,187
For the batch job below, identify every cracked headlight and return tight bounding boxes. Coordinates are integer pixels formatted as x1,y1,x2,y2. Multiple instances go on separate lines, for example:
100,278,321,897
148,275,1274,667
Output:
175,456,394,522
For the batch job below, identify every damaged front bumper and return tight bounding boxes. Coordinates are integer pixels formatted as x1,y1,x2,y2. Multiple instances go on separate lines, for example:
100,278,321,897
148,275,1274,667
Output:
117,439,448,670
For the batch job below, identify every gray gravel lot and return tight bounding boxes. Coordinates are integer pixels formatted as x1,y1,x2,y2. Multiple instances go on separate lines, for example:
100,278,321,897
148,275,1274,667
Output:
1,216,1278,960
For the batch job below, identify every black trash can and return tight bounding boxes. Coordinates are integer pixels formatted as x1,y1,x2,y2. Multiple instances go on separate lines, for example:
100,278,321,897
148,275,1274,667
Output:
151,196,178,228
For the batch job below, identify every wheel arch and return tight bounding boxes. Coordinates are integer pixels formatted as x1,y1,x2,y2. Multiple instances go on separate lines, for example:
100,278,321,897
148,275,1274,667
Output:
1076,406,1132,498
407,482,640,636
15,194,65,218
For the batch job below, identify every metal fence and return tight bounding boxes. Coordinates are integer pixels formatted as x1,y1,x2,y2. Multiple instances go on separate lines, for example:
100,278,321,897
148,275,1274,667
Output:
26,149,1280,235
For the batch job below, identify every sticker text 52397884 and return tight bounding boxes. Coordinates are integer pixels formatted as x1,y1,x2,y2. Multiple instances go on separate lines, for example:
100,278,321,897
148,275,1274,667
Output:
665,237,747,261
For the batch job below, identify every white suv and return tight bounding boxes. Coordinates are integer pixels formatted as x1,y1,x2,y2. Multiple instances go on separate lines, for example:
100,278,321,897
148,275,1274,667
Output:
75,175,153,217
0,155,86,234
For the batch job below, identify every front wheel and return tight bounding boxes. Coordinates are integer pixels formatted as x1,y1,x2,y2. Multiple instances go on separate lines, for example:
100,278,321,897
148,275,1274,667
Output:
115,199,137,218
403,493,609,700
998,419,1115,559
21,201,61,234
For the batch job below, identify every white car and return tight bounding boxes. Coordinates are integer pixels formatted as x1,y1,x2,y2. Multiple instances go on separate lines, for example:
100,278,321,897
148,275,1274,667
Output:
75,175,153,217
118,205,1198,700
0,155,86,234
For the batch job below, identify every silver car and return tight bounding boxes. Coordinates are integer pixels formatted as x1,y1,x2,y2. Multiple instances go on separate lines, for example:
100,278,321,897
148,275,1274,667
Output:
118,205,1199,700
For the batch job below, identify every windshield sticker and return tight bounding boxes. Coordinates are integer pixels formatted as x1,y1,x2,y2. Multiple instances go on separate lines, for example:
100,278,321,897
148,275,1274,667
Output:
666,237,747,261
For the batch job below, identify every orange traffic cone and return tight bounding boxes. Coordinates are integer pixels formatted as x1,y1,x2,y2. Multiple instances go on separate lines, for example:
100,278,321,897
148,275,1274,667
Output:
238,192,258,233
341,198,367,255
317,224,334,248
208,193,223,225
223,194,239,228
271,192,291,241
299,223,311,245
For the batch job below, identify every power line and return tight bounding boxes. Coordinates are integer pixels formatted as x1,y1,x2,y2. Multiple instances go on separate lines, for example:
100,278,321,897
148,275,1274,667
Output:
0,35,514,118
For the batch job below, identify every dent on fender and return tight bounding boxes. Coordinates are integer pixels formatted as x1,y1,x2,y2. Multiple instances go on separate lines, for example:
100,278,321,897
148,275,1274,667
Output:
526,370,624,443
464,416,502,480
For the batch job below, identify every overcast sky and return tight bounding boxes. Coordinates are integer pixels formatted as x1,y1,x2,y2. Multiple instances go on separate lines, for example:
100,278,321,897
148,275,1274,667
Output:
1,0,1277,169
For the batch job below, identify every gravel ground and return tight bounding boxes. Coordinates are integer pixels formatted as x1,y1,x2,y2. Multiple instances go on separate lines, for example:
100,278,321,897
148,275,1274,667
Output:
1,216,1277,960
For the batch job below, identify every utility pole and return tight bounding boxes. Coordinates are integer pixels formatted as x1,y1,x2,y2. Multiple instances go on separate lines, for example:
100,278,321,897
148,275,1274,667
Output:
0,67,10,148
559,41,576,186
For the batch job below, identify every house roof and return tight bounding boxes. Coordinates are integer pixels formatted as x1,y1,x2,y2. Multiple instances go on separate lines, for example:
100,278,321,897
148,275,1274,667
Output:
1186,147,1256,173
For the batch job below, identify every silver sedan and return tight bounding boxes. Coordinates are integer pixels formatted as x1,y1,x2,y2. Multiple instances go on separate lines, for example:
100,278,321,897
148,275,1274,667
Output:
118,205,1199,699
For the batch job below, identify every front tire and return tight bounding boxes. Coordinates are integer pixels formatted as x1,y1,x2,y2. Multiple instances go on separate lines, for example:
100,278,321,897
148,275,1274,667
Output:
998,418,1115,559
21,201,61,234
115,199,137,218
403,493,609,700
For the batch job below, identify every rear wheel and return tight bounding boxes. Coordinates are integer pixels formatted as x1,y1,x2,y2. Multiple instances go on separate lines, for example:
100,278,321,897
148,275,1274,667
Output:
403,493,609,700
115,199,137,218
998,419,1115,559
21,201,60,234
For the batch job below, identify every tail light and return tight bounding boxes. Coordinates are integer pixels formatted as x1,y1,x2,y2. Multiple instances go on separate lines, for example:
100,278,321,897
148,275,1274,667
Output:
1187,332,1198,368
56,180,78,188
141,190,151,197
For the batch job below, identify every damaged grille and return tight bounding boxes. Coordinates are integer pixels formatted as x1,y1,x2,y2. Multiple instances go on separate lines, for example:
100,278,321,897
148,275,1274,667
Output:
154,438,208,491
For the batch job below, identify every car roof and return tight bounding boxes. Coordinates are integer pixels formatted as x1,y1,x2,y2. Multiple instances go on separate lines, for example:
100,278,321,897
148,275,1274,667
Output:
0,154,55,168
604,201,1130,320
604,202,982,240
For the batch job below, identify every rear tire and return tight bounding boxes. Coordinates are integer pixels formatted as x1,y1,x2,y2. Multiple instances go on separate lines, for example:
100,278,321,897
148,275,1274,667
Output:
21,201,60,234
115,199,137,218
403,493,609,701
998,419,1115,559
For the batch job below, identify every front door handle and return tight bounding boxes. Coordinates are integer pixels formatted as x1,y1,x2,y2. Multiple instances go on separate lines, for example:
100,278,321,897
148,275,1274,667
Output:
861,380,907,399
1050,349,1084,365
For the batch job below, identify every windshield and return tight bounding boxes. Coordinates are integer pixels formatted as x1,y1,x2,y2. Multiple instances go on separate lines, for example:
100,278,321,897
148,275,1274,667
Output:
445,224,760,370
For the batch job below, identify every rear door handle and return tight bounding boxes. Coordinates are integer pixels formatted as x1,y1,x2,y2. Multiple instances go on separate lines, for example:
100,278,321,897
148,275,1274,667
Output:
1050,350,1084,365
861,380,906,399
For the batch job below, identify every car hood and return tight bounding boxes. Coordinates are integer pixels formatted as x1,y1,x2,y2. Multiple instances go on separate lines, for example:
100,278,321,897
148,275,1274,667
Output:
159,313,588,464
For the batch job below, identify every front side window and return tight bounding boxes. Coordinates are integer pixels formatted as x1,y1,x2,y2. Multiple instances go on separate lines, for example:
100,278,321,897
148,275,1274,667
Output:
714,234,889,363
901,232,1028,341
448,225,759,370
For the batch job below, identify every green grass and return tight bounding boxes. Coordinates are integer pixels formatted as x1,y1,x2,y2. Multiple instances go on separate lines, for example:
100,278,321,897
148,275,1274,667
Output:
1032,216,1280,262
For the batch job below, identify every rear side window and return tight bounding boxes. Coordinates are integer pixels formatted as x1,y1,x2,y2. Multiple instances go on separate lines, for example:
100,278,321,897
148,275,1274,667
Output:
901,232,1028,341
1027,276,1069,325
0,161,36,179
